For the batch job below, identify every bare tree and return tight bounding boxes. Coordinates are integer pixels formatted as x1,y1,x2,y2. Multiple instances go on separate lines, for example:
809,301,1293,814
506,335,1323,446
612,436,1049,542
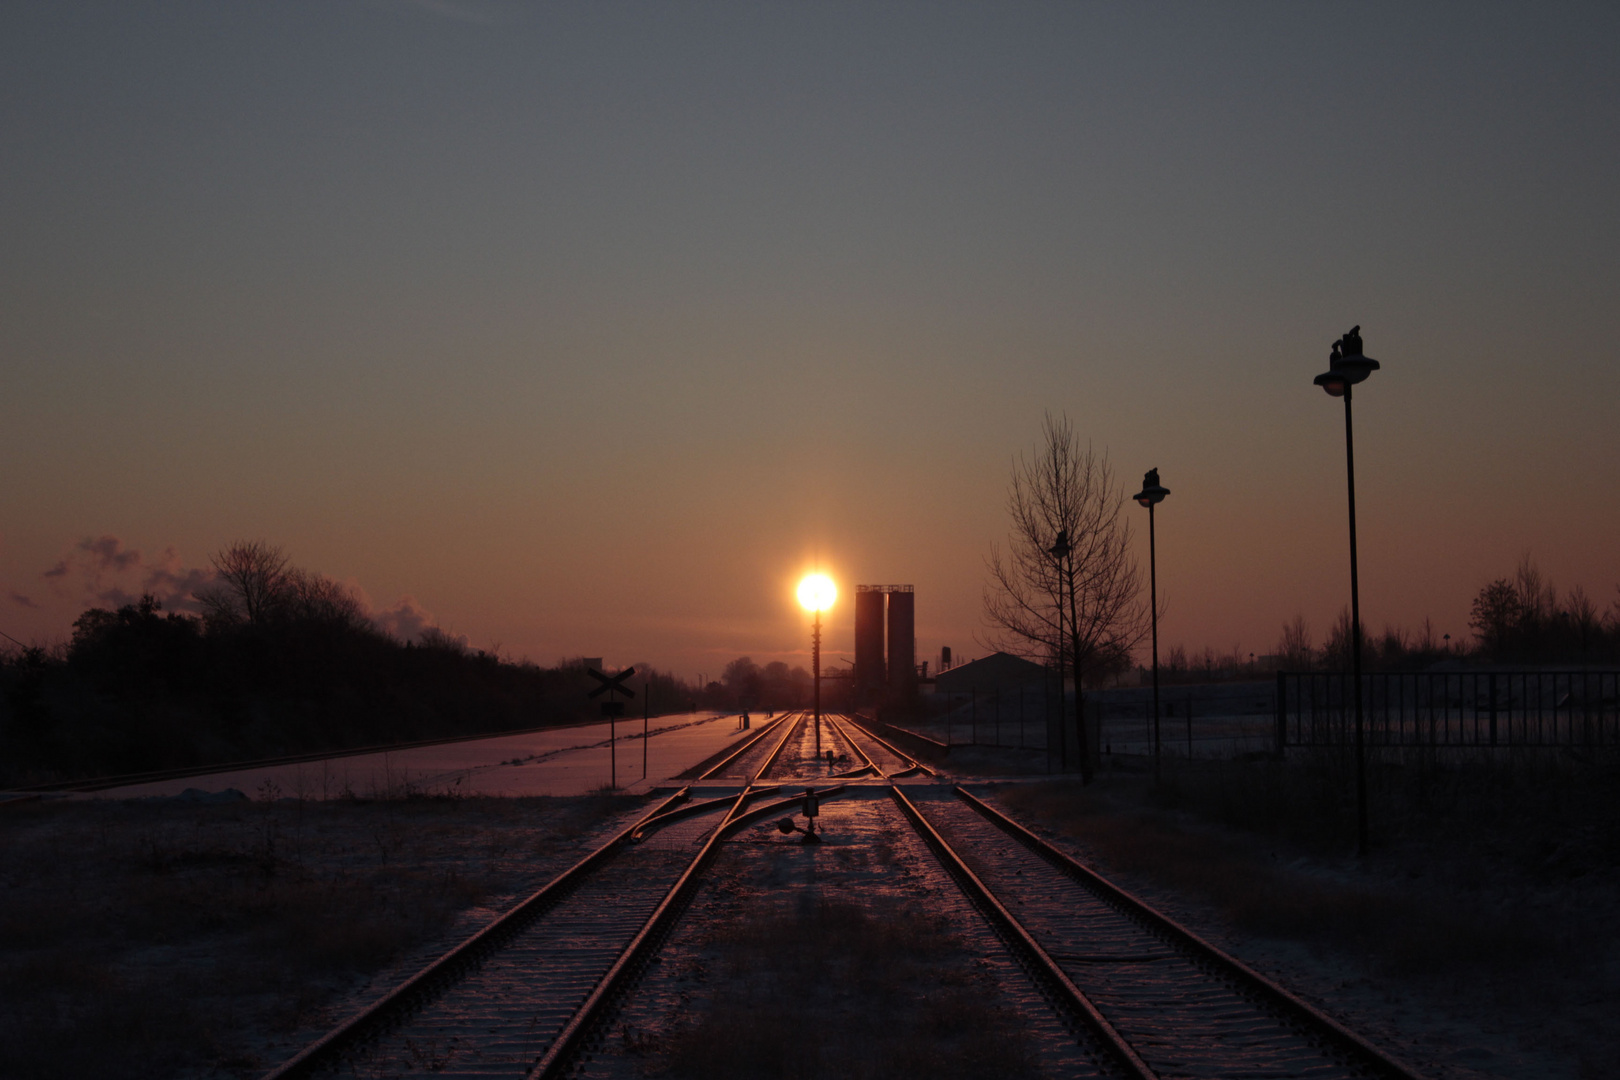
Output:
982,414,1145,781
285,568,368,629
1323,606,1355,670
1567,586,1600,655
196,540,290,627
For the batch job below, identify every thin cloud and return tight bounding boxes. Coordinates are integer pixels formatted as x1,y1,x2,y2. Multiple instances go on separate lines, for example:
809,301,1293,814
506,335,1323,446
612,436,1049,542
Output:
370,594,466,645
39,536,467,645
8,591,38,609
343,583,467,647
40,535,214,613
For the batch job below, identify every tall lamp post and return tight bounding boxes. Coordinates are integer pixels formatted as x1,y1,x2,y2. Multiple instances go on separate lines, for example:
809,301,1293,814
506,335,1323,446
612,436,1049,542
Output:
797,574,837,759
1313,325,1380,858
1133,469,1170,785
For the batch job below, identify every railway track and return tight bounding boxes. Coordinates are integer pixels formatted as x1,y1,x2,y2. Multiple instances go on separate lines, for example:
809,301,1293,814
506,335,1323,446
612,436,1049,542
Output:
265,710,1427,1079
261,711,846,1080
831,711,936,778
831,717,1425,1080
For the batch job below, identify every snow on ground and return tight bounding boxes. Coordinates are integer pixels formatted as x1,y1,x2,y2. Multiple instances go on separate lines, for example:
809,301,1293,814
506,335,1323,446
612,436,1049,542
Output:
83,712,760,801
576,787,1102,1080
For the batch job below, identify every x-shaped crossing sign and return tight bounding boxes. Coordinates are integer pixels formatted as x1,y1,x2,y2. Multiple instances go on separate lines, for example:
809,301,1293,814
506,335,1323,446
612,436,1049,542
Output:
587,667,637,699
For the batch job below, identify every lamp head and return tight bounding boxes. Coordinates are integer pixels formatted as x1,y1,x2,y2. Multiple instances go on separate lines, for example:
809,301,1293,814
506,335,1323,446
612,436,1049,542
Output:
1315,325,1379,396
1134,467,1170,507
797,574,837,613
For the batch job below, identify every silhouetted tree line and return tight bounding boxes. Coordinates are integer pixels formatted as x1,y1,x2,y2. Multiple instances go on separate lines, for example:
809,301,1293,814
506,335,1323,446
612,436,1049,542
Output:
1127,555,1620,687
1265,611,1461,674
0,542,695,785
1465,555,1617,665
1262,555,1620,675
697,656,814,711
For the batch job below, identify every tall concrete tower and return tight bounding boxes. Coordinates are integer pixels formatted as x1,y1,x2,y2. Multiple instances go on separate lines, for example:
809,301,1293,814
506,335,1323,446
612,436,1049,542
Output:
886,586,915,694
854,586,886,700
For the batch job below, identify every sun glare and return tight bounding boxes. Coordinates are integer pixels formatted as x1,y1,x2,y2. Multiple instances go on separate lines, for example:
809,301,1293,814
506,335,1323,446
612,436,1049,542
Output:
796,573,837,612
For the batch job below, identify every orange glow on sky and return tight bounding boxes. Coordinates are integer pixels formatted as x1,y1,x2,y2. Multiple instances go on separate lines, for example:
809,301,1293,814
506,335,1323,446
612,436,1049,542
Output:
1,6,1617,680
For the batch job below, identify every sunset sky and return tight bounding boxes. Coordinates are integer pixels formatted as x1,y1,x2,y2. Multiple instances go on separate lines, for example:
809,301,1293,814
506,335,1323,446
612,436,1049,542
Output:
3,2,1617,680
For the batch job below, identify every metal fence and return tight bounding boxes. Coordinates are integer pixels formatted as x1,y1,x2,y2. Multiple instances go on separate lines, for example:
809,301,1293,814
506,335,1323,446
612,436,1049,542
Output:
1276,670,1620,750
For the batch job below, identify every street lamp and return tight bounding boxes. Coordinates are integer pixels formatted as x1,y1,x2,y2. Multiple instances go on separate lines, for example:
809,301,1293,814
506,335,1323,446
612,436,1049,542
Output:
1313,325,1380,858
1132,469,1170,785
797,573,837,759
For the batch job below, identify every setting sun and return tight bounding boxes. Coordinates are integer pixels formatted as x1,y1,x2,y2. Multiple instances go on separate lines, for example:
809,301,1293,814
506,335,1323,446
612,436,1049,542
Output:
796,573,837,612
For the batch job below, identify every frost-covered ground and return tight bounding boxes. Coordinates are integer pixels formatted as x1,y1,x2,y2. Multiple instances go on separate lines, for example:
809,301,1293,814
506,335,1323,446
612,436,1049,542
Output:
7,718,1599,1079
977,750,1619,1080
577,788,1100,1080
904,683,1279,759
75,711,755,801
0,793,654,1079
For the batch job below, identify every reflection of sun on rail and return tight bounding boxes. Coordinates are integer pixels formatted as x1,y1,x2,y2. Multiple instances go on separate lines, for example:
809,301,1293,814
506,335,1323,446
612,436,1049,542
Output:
829,712,935,778
695,711,799,780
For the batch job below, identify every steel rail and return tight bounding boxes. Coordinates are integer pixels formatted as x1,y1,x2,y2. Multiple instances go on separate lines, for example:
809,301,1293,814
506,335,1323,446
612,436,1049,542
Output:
954,785,1428,1080
852,708,949,754
631,785,785,840
888,785,1156,1080
527,707,806,1078
258,786,692,1080
804,711,876,778
727,781,852,832
745,709,804,786
824,712,888,777
839,712,936,777
823,713,882,776
694,711,798,780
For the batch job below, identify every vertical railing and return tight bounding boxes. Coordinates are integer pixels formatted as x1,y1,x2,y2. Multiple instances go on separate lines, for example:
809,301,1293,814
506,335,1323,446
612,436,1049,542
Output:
1275,671,1287,757
1275,670,1619,749
1488,673,1498,747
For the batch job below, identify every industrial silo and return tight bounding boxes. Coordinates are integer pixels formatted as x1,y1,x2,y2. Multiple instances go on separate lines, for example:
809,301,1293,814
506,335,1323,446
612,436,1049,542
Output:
886,586,915,694
854,586,886,700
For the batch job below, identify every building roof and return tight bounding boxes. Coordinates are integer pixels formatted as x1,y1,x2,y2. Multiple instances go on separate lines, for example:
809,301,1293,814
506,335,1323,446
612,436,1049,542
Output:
934,651,1047,691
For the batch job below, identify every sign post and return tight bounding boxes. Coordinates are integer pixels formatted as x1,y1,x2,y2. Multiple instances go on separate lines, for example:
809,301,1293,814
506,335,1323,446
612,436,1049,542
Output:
587,667,637,791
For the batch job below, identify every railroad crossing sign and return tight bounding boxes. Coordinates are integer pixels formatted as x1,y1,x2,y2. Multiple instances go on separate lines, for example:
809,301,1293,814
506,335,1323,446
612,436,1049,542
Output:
588,666,637,706
588,667,637,791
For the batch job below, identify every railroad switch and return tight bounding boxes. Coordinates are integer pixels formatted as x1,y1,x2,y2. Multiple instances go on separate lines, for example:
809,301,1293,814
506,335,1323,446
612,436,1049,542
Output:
773,788,823,843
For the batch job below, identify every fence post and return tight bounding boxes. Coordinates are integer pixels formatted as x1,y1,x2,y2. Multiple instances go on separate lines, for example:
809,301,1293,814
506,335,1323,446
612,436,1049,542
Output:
1489,673,1498,746
1275,671,1287,758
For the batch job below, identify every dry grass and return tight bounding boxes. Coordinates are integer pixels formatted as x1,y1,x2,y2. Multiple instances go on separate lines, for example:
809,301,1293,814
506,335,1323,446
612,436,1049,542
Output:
651,894,1038,1080
0,792,640,1079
